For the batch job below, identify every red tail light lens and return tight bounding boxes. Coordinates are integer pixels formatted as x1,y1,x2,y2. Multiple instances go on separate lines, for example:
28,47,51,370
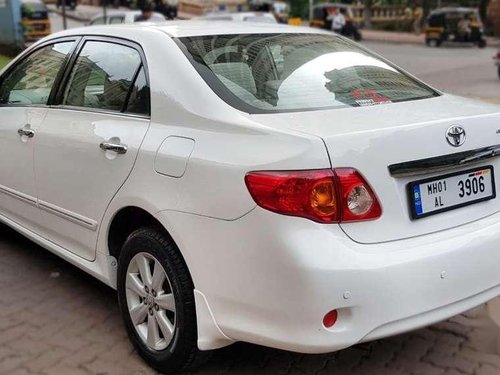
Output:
245,168,381,223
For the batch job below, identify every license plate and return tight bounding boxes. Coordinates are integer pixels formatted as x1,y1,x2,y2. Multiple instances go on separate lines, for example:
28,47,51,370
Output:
408,166,496,219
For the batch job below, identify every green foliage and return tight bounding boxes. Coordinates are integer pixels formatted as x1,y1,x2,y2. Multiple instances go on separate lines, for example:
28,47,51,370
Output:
289,0,309,18
0,56,12,70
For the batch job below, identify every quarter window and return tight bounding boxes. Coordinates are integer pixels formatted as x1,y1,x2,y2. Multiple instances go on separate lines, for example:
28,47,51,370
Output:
0,42,74,105
90,17,106,25
126,66,150,115
109,16,124,24
63,41,142,113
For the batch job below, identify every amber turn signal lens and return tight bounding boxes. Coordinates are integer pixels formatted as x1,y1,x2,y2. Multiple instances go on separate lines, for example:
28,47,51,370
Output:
310,180,337,217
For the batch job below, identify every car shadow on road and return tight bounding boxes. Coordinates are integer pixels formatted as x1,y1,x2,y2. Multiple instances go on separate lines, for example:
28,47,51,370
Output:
0,223,498,375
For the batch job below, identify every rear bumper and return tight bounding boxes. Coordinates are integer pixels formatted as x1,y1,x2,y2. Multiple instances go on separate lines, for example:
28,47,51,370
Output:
156,208,500,353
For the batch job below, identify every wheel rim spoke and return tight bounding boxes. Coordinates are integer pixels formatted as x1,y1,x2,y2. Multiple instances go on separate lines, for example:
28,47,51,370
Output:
130,303,148,325
126,252,176,351
156,293,175,312
151,261,166,292
156,311,174,343
136,254,152,287
126,273,147,298
147,314,160,348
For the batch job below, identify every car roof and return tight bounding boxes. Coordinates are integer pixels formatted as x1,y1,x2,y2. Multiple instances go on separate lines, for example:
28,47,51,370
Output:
53,20,328,38
430,7,479,15
91,10,142,18
314,3,351,9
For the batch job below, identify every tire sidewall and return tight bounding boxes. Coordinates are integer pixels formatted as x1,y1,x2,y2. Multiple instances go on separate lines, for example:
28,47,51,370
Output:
117,229,196,372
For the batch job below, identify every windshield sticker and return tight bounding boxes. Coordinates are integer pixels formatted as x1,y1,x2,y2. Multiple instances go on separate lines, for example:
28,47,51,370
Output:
351,89,392,106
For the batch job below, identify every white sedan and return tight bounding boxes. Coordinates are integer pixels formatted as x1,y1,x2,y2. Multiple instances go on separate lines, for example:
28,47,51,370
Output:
88,10,166,25
1,21,500,372
197,11,277,23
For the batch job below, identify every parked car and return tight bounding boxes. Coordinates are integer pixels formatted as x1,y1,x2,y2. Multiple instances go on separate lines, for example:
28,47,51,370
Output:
249,0,290,23
21,0,51,42
56,0,76,11
2,22,500,373
198,11,277,23
88,10,166,25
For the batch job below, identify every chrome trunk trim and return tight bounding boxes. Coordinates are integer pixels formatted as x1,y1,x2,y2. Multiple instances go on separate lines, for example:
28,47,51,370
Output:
389,145,500,177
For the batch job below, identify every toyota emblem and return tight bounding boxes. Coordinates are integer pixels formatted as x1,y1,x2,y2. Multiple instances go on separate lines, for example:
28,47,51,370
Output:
446,125,466,147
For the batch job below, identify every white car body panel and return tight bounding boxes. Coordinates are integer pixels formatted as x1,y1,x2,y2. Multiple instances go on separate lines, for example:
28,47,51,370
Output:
1,22,500,354
0,108,44,229
33,109,150,260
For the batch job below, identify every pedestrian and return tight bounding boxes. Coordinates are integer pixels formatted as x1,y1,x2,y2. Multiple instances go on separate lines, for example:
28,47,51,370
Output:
135,1,154,22
413,6,423,35
327,7,345,35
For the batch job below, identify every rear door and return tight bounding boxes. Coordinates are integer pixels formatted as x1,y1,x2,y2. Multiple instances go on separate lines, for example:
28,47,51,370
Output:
34,37,151,260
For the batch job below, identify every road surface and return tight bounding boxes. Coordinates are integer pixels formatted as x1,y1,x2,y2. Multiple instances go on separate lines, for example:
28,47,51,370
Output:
363,41,499,103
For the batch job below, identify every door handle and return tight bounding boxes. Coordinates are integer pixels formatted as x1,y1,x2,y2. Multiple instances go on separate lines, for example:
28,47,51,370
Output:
99,141,128,154
17,128,35,138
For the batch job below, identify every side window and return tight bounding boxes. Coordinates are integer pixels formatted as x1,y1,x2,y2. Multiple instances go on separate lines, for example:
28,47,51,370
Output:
90,17,106,25
0,42,74,105
63,41,142,112
109,16,124,24
126,66,150,115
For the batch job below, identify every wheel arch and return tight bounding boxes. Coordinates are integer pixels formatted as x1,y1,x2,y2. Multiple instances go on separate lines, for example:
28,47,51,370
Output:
107,206,165,262
106,205,233,351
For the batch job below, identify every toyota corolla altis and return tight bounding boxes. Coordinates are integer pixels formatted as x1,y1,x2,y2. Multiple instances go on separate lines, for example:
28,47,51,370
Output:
1,22,500,373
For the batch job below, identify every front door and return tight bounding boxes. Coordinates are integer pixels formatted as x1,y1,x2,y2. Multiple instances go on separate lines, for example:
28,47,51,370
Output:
34,38,151,261
0,41,75,230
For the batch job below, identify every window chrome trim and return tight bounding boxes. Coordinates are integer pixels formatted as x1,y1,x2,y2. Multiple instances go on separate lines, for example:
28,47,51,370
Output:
47,105,151,120
388,144,500,177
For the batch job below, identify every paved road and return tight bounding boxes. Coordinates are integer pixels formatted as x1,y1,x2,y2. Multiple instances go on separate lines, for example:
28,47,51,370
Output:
1,224,500,375
49,12,85,34
362,41,499,103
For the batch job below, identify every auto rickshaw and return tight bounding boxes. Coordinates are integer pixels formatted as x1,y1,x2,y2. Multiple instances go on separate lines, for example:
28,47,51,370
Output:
310,3,362,41
21,0,51,43
425,7,487,48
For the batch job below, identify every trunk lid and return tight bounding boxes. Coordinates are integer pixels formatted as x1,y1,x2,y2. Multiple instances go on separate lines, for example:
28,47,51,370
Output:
251,95,500,244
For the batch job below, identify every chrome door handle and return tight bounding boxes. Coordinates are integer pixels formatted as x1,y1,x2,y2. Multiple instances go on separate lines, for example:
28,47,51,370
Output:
17,128,35,138
99,141,128,154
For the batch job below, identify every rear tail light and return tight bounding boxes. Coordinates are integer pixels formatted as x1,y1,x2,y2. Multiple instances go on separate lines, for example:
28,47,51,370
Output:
245,168,381,223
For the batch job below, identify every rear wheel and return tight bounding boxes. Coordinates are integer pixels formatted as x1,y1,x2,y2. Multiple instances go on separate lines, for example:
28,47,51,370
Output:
426,38,441,47
478,39,487,48
117,227,204,373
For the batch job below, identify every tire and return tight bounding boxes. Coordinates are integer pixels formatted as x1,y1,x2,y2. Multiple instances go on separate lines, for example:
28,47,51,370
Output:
478,39,487,48
117,227,205,373
426,38,440,47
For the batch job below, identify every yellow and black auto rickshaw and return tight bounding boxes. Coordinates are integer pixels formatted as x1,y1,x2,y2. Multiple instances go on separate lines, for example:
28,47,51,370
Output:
21,0,52,43
425,7,486,48
310,3,362,41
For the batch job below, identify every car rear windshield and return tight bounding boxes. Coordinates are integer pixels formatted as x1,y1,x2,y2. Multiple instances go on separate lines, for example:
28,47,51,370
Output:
176,33,439,113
